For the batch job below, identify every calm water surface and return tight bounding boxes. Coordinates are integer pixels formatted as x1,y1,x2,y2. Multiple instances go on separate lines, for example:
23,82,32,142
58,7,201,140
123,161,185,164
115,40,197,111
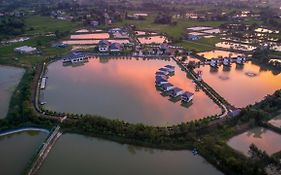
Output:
0,131,48,175
0,65,24,118
268,114,281,128
227,127,281,156
38,133,223,175
138,36,168,44
197,50,239,59
42,58,220,125
195,59,281,107
70,33,110,39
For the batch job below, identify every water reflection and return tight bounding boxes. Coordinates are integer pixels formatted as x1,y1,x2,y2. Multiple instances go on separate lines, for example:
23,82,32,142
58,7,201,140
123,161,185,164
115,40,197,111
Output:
227,127,281,156
268,114,281,128
0,131,47,175
0,65,24,118
43,58,220,125
195,61,281,107
38,133,223,175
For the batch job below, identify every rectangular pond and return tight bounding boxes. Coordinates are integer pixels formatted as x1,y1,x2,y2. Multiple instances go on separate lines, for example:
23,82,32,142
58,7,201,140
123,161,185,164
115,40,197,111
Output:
38,133,223,175
197,50,240,59
227,127,281,156
138,36,168,44
268,114,281,128
0,130,48,175
41,57,220,126
195,55,281,108
70,33,110,40
0,65,24,118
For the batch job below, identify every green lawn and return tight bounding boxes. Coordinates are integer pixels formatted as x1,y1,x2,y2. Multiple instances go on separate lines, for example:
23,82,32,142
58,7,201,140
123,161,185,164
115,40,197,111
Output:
114,15,225,40
25,16,81,34
0,35,71,65
177,37,221,52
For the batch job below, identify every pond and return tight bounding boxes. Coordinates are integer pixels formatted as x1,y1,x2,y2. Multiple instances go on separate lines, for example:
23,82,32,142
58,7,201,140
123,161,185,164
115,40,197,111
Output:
197,50,240,59
138,35,169,44
38,133,223,175
63,39,130,45
187,26,213,31
0,130,48,175
70,33,110,40
42,57,220,126
0,65,24,118
215,42,256,51
268,114,281,128
195,60,281,107
227,127,281,156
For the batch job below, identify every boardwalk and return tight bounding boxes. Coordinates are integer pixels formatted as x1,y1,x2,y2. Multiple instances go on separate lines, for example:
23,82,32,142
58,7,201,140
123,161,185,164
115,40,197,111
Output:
27,125,62,175
172,57,229,118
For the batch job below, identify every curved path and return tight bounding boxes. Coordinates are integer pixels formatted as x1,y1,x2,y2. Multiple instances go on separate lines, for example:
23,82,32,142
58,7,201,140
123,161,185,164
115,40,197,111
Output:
0,128,49,137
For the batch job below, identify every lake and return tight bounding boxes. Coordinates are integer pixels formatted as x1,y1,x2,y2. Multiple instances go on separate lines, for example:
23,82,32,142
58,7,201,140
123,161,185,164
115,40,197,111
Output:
227,127,281,156
0,65,24,118
42,57,220,126
38,133,223,175
0,130,48,175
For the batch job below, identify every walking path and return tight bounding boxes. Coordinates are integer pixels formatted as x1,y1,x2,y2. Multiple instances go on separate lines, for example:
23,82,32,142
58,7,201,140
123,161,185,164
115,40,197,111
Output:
0,128,49,137
27,125,62,175
172,57,229,118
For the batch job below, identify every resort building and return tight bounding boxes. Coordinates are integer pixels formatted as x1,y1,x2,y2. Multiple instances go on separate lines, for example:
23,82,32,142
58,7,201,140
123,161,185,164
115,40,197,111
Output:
169,87,184,98
156,71,169,76
236,56,246,64
98,40,110,52
223,58,231,66
155,76,168,87
186,34,201,41
63,52,88,64
161,83,174,92
181,91,194,103
14,46,37,54
110,43,123,52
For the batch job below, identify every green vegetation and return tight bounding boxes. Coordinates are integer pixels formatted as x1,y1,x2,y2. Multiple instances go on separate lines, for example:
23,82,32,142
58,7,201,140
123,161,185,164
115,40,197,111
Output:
0,35,71,65
177,37,221,52
0,16,25,40
114,14,224,40
24,16,81,34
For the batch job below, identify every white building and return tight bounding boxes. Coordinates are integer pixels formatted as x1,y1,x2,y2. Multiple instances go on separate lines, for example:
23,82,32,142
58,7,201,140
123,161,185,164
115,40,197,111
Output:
14,46,37,54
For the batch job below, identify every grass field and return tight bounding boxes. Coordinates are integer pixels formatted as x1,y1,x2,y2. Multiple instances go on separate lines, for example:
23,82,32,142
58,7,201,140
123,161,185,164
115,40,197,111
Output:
177,37,221,52
0,16,80,66
114,14,225,39
0,35,71,65
24,16,81,34
113,14,225,51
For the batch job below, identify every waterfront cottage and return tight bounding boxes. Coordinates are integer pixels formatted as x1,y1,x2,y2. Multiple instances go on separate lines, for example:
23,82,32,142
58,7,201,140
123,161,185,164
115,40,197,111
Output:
63,52,88,64
186,34,201,41
223,58,231,66
160,66,175,74
161,83,174,92
164,65,175,70
156,71,169,76
110,43,123,52
181,91,194,103
98,40,110,52
236,56,246,65
169,87,184,98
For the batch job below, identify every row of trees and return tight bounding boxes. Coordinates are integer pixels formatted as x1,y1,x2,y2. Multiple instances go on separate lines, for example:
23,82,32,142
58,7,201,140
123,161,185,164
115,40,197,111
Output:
0,17,25,39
